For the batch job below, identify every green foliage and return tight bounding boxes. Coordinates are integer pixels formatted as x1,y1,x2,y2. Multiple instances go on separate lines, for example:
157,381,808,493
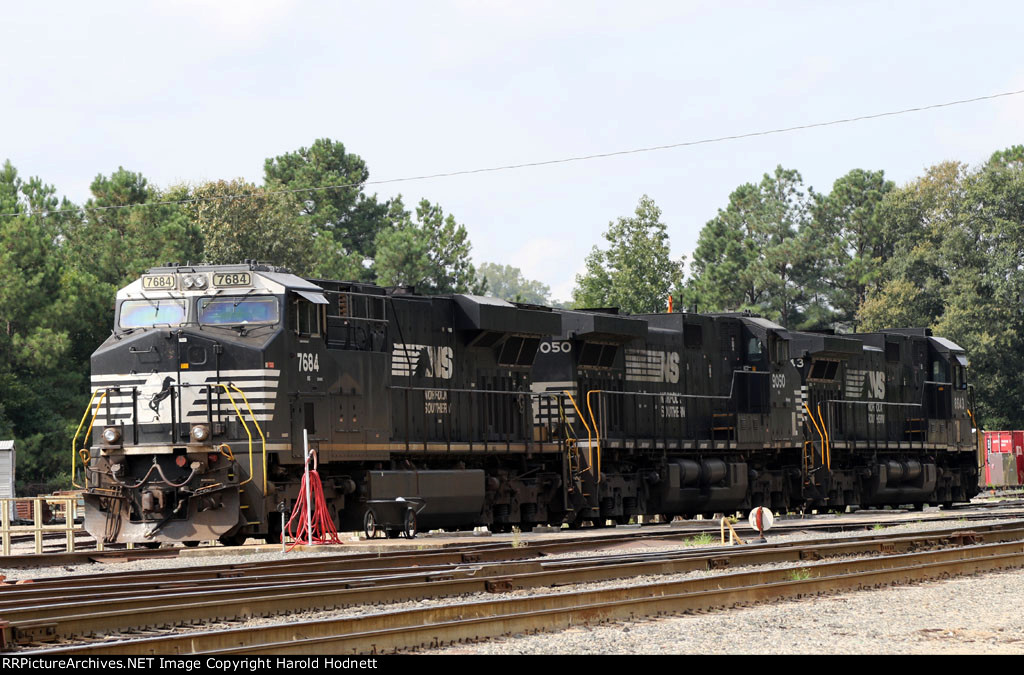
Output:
62,168,202,288
857,153,1024,429
988,144,1024,169
264,138,390,279
684,167,809,325
573,195,683,313
374,197,481,293
0,161,92,484
477,262,551,305
189,179,318,275
804,169,895,327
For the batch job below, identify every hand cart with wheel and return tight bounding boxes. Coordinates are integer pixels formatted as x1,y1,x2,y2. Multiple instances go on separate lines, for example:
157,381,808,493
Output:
362,497,426,539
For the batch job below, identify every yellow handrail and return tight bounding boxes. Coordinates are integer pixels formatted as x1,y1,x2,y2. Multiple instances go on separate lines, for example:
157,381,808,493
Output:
564,391,592,476
585,390,602,483
71,390,108,489
816,404,831,470
967,407,979,432
556,396,573,442
214,384,265,489
803,403,826,467
226,383,267,493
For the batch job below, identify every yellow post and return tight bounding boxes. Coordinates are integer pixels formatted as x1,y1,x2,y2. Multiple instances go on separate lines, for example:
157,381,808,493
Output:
1,498,10,556
33,498,42,555
720,517,746,545
586,390,603,482
66,497,75,553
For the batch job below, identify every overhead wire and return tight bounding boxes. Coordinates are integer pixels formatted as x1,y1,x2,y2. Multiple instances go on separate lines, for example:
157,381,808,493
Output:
2,87,1023,220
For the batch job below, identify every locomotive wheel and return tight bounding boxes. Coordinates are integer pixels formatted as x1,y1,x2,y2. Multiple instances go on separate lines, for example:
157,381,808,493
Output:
140,542,161,549
183,540,200,548
363,509,379,540
219,531,247,547
402,509,417,539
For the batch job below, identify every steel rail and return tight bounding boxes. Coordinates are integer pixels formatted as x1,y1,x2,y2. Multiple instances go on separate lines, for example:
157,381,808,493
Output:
19,539,1024,655
6,522,1024,648
4,518,1023,607
4,505,1022,574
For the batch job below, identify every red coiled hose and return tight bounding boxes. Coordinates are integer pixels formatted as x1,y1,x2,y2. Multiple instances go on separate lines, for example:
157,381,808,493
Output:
284,450,341,549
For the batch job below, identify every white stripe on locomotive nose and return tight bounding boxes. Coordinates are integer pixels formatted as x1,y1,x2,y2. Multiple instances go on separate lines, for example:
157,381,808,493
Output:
91,369,281,424
91,369,281,381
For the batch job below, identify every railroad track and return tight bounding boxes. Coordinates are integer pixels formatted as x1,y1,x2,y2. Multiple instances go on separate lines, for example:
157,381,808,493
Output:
3,504,1023,570
6,519,1024,653
210,541,1024,656
6,507,1024,590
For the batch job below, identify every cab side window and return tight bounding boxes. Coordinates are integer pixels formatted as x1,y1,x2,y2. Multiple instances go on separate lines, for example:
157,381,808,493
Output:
747,337,763,361
292,298,323,338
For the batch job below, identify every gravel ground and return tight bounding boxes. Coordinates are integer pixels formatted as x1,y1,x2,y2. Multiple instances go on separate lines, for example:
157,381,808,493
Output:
5,509,1024,654
425,569,1024,655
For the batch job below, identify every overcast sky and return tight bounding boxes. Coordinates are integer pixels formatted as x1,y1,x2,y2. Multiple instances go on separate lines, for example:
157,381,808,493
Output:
3,1,1022,301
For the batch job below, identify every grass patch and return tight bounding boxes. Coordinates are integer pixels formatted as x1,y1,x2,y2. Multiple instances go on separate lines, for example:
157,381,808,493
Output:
787,568,813,581
684,533,715,547
872,523,886,531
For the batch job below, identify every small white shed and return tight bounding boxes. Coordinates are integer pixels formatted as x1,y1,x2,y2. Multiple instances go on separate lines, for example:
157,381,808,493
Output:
0,440,14,521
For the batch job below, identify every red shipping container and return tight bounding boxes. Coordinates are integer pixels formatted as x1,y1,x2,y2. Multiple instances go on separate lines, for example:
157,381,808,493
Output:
984,431,1024,487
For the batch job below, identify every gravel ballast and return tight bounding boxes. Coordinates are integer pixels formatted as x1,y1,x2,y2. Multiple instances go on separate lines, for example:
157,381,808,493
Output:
4,509,1024,654
426,568,1024,655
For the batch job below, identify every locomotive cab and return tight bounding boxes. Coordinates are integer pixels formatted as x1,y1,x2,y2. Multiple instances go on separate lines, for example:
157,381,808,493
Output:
82,263,301,545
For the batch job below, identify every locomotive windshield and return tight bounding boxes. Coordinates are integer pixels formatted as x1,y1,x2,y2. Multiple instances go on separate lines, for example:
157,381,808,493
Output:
119,299,187,328
198,295,279,325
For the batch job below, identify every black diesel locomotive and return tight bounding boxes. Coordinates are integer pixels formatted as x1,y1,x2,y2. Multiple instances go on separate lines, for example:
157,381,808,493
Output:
78,262,979,545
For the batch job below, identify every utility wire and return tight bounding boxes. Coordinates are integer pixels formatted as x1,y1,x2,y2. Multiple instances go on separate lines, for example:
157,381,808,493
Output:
5,88,1023,219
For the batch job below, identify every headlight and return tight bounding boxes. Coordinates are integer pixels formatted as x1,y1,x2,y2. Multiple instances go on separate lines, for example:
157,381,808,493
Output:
183,274,208,289
102,427,121,444
190,424,211,442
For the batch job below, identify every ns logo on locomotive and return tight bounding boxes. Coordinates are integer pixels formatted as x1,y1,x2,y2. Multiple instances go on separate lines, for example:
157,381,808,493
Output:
76,262,981,546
